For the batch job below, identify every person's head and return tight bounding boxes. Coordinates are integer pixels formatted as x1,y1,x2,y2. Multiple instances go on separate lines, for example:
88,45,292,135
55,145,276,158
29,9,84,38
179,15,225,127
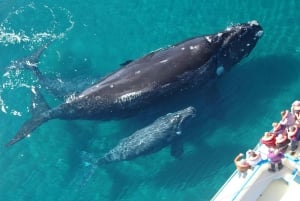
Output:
292,100,300,107
290,125,296,132
239,159,247,164
272,122,283,132
250,152,257,157
276,134,286,144
294,105,300,111
287,125,298,137
264,132,274,137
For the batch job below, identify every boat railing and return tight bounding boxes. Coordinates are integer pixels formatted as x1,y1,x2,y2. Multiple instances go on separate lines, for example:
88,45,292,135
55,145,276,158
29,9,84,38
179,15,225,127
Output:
210,169,239,201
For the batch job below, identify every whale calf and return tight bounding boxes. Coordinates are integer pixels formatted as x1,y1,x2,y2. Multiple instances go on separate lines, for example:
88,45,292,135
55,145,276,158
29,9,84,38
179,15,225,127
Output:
79,107,195,187
7,21,263,146
97,106,196,164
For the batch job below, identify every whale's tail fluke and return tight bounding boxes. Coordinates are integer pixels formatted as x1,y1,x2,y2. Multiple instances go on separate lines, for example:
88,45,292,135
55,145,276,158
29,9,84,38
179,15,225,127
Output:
77,151,101,188
77,151,111,188
96,157,108,166
5,87,52,146
21,41,54,84
27,42,51,66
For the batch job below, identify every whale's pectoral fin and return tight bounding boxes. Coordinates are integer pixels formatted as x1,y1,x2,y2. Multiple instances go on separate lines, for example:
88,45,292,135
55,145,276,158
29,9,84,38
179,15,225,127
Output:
170,137,184,158
6,87,51,146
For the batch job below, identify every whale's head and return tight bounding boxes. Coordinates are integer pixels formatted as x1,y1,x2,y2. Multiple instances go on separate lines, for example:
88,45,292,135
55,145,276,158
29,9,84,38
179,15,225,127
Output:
168,106,196,132
213,20,263,70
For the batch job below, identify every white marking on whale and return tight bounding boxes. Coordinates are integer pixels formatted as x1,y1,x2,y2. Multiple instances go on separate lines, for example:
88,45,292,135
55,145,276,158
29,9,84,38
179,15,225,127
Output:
205,36,212,43
256,30,263,38
116,91,143,103
249,20,259,26
159,59,168,63
216,66,224,76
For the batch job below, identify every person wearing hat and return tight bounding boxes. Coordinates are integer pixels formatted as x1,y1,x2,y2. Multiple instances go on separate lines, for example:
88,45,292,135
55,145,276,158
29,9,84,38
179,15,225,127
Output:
291,100,300,125
275,133,290,153
272,122,286,135
287,125,300,154
267,148,284,172
291,100,300,114
234,153,251,178
246,149,262,168
280,110,295,129
294,111,300,126
261,132,276,148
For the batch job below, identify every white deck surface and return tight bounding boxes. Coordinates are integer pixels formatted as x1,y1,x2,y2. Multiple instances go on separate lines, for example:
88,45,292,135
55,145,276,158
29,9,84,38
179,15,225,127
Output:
256,178,288,201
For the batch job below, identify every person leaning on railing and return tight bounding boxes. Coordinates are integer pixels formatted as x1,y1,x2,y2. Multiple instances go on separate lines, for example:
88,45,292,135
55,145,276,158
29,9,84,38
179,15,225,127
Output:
291,101,300,126
287,124,300,155
280,110,295,130
234,153,251,178
246,149,262,168
275,134,290,153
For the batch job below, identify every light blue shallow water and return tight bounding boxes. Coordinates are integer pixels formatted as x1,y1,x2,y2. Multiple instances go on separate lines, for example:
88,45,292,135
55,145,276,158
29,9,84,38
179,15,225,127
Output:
0,1,300,201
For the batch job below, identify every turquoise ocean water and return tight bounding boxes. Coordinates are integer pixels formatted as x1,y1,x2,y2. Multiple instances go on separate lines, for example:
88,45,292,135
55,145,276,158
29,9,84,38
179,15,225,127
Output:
0,1,300,201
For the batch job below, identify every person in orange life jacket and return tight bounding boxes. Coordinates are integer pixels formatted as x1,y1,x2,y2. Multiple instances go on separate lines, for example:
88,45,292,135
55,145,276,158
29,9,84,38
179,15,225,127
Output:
234,153,251,178
267,148,284,172
287,125,300,154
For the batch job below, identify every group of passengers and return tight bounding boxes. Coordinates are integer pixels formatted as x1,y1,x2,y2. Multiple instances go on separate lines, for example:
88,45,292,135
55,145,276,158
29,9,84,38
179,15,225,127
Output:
234,100,300,178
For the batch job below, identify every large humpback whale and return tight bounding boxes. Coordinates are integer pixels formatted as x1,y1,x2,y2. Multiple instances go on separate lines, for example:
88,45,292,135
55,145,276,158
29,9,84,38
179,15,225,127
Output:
7,21,263,146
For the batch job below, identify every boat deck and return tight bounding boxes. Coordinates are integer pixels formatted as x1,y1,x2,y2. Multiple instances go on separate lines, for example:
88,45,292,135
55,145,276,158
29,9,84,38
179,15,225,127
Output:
211,144,300,201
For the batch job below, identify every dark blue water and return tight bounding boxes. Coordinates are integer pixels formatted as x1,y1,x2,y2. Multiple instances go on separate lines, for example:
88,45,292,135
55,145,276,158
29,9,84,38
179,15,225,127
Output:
0,1,300,201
